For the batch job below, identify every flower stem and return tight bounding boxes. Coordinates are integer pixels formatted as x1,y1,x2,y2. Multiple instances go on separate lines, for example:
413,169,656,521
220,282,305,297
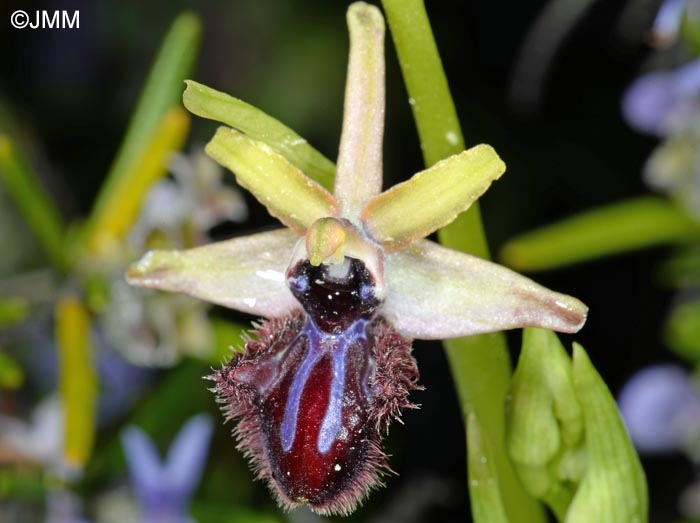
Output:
381,1,544,521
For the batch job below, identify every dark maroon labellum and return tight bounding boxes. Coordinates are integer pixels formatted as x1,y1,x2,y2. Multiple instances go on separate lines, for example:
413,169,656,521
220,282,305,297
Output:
211,257,420,515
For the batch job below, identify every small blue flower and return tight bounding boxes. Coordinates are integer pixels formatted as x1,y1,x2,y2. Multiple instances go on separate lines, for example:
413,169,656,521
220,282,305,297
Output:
617,364,700,453
121,414,214,523
622,60,700,137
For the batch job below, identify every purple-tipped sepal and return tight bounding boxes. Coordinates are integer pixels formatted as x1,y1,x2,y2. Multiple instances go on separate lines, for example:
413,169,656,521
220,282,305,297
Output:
209,311,420,516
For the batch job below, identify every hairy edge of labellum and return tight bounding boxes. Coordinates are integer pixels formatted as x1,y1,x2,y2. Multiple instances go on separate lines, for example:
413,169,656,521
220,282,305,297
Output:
208,311,421,516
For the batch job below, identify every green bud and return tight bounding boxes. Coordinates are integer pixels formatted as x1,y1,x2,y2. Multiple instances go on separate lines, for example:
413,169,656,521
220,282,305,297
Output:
507,328,583,520
567,344,648,523
507,332,648,522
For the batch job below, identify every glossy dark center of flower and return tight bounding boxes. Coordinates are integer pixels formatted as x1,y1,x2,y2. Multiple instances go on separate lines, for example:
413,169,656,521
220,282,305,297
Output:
287,257,379,334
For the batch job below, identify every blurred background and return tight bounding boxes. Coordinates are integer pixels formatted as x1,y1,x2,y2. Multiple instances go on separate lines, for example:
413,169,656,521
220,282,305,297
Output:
1,0,697,521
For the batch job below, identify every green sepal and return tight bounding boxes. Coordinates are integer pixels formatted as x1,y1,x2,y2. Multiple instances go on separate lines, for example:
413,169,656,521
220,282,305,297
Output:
183,80,335,191
362,145,505,252
205,127,338,233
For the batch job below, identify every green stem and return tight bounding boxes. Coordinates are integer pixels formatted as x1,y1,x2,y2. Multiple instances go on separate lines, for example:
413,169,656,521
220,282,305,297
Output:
0,135,66,269
381,1,544,521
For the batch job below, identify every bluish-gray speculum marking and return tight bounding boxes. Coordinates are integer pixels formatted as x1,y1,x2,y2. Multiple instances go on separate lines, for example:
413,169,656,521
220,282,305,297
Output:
282,258,379,453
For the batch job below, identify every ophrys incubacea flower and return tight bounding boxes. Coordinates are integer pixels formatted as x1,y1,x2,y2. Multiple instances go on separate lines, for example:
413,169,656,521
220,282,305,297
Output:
127,2,587,515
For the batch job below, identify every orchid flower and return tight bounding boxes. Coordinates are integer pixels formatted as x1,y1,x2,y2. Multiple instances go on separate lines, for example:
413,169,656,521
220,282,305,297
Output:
622,60,700,219
618,364,700,454
127,2,587,516
121,414,213,523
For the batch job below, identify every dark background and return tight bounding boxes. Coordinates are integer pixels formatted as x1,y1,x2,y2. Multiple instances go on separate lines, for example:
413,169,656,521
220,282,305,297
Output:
1,0,688,521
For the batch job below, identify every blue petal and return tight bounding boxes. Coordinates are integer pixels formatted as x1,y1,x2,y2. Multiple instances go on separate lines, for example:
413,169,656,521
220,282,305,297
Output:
617,364,700,452
623,61,700,137
121,426,164,492
670,60,700,97
622,72,675,136
163,414,214,496
652,0,686,45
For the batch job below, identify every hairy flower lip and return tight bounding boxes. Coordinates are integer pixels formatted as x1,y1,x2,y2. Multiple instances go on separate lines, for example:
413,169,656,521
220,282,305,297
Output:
209,311,420,516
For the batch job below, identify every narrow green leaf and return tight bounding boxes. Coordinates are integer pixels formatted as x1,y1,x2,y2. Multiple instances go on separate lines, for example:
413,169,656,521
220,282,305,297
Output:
500,197,700,272
85,107,190,256
55,296,98,469
205,127,338,233
363,145,505,251
89,12,201,241
382,0,544,521
568,344,648,523
183,80,335,191
0,135,66,269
